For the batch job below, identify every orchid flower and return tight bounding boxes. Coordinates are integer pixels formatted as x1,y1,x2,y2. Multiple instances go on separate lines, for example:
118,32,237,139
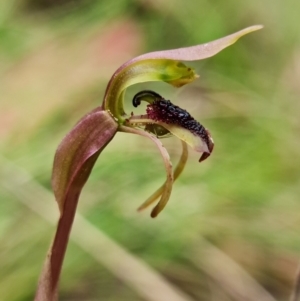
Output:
35,25,262,301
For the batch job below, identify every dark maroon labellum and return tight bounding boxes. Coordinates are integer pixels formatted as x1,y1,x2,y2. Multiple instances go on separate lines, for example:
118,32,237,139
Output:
132,90,214,162
146,98,212,153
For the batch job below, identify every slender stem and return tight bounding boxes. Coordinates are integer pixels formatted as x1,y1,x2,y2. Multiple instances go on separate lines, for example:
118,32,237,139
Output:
34,191,79,301
0,155,195,301
35,152,100,301
290,265,300,301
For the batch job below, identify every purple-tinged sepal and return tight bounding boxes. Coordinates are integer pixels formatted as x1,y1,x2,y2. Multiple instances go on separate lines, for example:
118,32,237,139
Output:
52,107,118,214
35,107,117,301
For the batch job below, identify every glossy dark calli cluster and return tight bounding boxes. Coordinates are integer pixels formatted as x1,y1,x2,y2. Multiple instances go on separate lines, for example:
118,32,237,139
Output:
132,90,214,162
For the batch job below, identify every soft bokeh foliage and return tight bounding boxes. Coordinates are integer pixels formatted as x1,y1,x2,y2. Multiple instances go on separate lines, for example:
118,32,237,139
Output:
0,0,300,300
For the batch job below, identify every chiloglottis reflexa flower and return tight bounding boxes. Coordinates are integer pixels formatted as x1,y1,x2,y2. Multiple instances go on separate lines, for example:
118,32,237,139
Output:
52,25,263,219
35,25,263,301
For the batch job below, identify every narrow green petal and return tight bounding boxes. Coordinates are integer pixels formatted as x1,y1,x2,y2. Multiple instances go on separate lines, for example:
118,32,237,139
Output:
119,125,174,218
138,140,188,211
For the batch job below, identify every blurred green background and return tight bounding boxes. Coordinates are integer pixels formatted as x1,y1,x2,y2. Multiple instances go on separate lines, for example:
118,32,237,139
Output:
1,0,300,300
